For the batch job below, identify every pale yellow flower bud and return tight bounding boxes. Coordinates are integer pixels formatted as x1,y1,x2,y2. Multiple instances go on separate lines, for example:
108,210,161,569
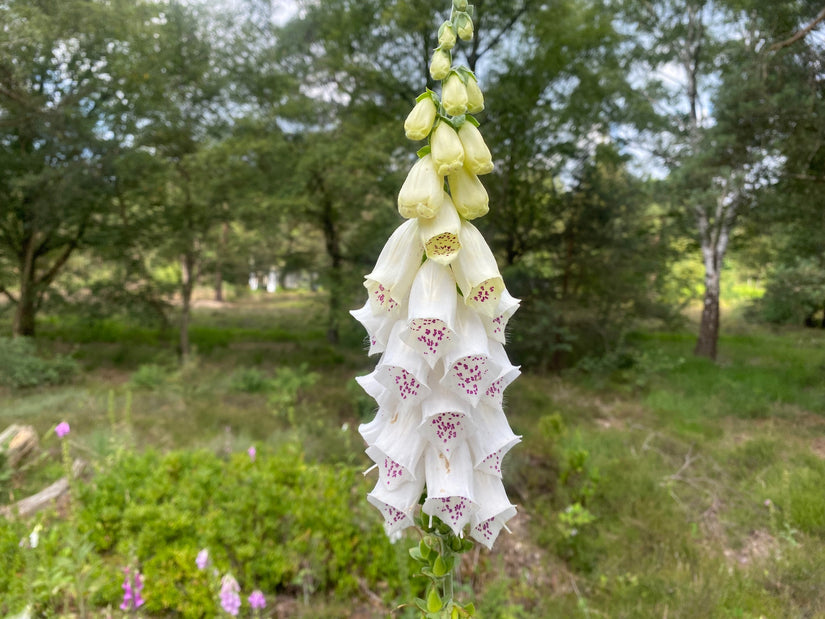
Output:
448,167,489,220
431,121,465,176
404,96,437,141
398,154,445,219
442,73,468,117
455,13,473,41
458,122,493,175
429,49,451,81
438,21,456,49
466,76,484,113
453,0,468,10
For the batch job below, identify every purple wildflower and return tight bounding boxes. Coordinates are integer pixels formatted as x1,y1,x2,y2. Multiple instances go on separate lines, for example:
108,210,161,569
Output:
55,421,70,438
248,590,266,610
220,574,241,616
248,446,256,461
120,567,145,611
196,548,209,570
133,570,145,608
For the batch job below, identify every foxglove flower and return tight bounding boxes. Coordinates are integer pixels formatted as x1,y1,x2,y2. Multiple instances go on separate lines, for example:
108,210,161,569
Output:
430,48,452,81
364,218,422,315
466,75,485,113
120,568,145,611
470,472,517,549
220,574,241,616
483,289,521,343
419,194,461,265
442,73,468,117
404,95,438,141
368,471,426,537
196,548,209,570
403,259,457,366
350,300,396,355
248,590,266,610
398,155,444,219
451,221,504,316
458,122,493,175
438,21,457,49
455,12,474,41
448,166,489,220
422,443,479,535
55,421,70,438
431,121,465,176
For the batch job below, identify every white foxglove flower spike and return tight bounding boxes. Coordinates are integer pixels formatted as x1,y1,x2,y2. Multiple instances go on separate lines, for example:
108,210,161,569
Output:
469,472,517,550
418,387,475,460
419,194,462,265
483,289,521,343
368,470,426,537
403,259,457,367
350,300,396,355
365,218,423,316
451,220,504,317
422,443,479,536
375,322,432,410
398,154,445,219
468,401,521,478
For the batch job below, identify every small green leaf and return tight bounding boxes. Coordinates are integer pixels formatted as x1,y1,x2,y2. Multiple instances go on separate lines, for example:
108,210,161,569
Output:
461,538,475,552
464,602,476,616
433,555,448,577
410,547,426,562
420,539,432,559
415,598,429,613
417,144,432,158
427,587,444,613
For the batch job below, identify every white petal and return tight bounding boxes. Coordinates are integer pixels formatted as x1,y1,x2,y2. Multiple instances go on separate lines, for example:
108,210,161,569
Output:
350,300,396,356
482,341,521,408
469,472,517,550
482,289,520,344
419,195,462,265
440,306,495,406
372,406,427,475
468,401,521,477
422,443,479,535
418,387,475,460
402,260,458,367
355,373,392,412
368,473,425,537
366,445,419,490
451,221,503,317
365,219,423,316
375,322,432,409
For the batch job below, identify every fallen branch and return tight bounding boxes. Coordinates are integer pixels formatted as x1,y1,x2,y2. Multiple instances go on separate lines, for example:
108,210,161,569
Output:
0,459,86,519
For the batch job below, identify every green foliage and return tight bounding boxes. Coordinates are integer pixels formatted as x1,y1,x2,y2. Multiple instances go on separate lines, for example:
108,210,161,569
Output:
0,337,77,389
74,446,403,614
129,364,171,390
753,259,825,326
269,364,320,423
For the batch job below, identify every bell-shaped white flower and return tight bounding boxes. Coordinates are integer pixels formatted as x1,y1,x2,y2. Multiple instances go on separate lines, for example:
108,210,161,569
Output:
402,259,457,367
366,445,419,491
418,387,474,460
451,220,504,317
466,75,484,114
422,443,479,535
419,194,462,266
441,305,496,406
468,402,521,478
458,122,493,175
368,470,426,537
374,322,432,410
355,374,392,423
429,48,452,81
398,154,445,219
482,341,521,408
431,121,465,176
350,300,396,356
448,166,488,220
482,289,520,343
470,472,517,549
370,404,427,479
365,218,422,316
404,95,438,141
441,73,468,117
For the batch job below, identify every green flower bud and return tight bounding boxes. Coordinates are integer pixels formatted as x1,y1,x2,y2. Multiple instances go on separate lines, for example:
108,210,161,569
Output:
458,122,493,175
430,48,452,81
448,166,489,220
453,0,468,10
466,76,484,113
442,73,468,117
431,121,465,176
404,96,437,141
455,12,474,41
438,21,457,49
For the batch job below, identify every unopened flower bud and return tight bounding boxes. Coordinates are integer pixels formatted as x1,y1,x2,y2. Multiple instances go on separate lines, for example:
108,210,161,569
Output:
404,96,437,141
466,76,484,113
429,48,451,81
438,21,456,49
441,73,468,117
453,0,468,10
431,121,465,176
398,154,445,219
448,166,488,220
455,13,473,41
458,122,493,175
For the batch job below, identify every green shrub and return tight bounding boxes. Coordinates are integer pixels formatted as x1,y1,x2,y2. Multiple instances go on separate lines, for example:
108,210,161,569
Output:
228,367,270,393
129,363,171,390
0,337,77,389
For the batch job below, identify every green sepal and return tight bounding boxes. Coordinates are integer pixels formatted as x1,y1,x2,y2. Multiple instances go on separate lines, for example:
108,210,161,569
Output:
415,598,429,613
410,547,426,563
433,555,448,577
464,115,480,127
461,538,475,552
467,4,474,17
463,602,476,616
416,89,435,103
427,587,444,613
450,536,463,552
444,555,456,573
417,144,432,158
421,567,436,579
420,539,432,560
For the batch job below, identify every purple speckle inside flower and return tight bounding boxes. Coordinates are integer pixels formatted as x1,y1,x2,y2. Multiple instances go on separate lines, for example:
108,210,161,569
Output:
447,355,489,398
409,318,453,358
55,421,70,438
248,590,266,610
388,367,421,400
425,412,467,457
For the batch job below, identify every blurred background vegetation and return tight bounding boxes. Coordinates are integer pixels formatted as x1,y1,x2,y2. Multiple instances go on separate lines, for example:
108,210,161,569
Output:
1,0,825,616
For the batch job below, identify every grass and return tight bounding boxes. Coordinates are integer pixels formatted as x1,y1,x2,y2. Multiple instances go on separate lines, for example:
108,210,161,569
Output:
2,291,825,616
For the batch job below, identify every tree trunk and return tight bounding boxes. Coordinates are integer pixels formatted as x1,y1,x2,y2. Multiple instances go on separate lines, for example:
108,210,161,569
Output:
215,221,228,302
320,194,342,345
694,246,721,360
180,251,196,361
13,235,38,337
